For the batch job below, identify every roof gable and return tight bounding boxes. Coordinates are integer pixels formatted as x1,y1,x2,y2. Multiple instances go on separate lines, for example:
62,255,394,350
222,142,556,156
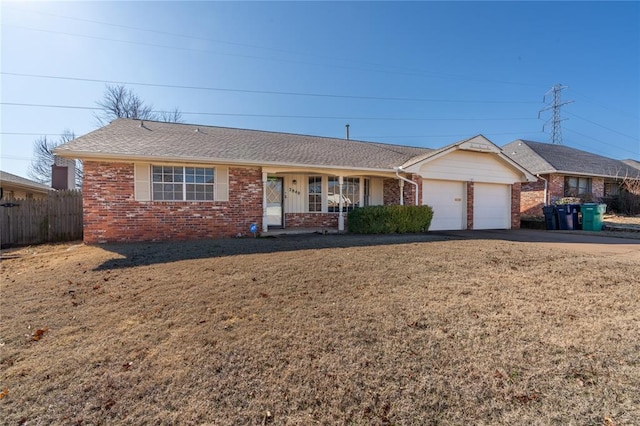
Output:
503,140,640,178
401,135,536,182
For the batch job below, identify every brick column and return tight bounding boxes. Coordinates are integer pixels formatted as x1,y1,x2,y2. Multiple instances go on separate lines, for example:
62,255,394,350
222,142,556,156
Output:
511,183,521,229
466,181,474,230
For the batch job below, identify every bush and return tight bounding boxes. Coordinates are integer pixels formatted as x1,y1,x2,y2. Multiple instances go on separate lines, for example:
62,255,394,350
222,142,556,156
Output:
603,192,640,216
347,205,434,234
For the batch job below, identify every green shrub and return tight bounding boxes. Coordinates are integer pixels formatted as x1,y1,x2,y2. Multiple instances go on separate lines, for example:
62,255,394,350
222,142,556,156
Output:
347,205,434,234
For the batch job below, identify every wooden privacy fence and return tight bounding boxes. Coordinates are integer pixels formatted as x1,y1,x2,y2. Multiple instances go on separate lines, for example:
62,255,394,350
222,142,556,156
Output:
0,190,83,247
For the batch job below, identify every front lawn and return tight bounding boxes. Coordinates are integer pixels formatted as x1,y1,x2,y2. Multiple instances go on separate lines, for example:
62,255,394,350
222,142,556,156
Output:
1,234,638,424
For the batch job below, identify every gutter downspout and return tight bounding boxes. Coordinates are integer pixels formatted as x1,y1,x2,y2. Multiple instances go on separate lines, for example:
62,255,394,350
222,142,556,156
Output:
536,174,548,205
394,167,419,206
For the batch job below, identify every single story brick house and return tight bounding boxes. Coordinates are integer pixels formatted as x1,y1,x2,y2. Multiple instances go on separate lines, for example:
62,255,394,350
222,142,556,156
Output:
55,119,536,243
502,140,640,216
0,170,53,200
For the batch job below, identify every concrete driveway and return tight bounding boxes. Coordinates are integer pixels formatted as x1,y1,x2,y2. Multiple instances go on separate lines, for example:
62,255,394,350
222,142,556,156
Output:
430,229,640,259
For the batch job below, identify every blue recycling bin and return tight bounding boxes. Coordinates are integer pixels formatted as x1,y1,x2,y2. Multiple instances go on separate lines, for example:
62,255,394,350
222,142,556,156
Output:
555,205,570,230
542,205,557,230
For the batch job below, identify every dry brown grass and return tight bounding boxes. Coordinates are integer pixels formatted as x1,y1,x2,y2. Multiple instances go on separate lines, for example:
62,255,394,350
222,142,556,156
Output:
1,234,639,425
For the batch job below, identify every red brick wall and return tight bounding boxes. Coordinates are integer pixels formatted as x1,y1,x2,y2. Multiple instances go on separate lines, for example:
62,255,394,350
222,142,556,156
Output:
285,213,339,229
466,182,474,230
383,178,400,205
383,175,421,206
82,161,263,243
521,178,546,216
521,174,606,217
511,183,521,229
548,174,564,204
410,174,423,206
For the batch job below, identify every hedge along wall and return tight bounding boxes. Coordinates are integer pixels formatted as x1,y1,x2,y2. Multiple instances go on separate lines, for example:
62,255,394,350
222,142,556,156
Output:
347,205,434,234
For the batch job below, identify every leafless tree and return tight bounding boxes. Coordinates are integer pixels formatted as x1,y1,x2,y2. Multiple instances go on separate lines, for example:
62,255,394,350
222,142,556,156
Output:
95,84,183,125
28,130,83,187
158,107,183,123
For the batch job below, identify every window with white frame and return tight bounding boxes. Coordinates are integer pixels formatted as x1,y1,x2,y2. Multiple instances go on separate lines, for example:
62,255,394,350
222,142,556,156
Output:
328,177,360,212
152,165,214,201
308,176,322,212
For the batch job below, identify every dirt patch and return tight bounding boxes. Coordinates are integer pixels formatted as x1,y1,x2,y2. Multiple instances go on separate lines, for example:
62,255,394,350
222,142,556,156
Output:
1,234,639,425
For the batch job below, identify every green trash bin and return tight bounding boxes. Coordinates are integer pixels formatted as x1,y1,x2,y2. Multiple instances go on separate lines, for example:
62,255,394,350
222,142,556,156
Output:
596,204,607,231
581,203,606,231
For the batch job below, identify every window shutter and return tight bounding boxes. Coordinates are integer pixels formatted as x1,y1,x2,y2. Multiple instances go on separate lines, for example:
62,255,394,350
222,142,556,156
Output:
215,166,229,202
134,163,151,201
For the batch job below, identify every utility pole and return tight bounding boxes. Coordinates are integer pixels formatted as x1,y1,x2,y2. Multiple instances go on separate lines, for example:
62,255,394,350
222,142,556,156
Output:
538,83,573,144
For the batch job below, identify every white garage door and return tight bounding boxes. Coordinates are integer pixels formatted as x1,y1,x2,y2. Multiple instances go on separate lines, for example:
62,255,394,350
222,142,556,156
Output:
423,180,465,231
474,183,511,229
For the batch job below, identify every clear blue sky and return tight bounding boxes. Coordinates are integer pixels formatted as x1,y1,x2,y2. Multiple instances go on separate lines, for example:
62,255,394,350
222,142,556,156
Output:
1,1,639,179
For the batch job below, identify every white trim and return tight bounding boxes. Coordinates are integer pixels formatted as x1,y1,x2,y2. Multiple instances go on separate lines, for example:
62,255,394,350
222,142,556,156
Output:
262,172,268,233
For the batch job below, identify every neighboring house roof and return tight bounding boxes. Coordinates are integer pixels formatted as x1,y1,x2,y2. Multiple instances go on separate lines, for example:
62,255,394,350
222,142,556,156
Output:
0,170,53,195
502,140,640,179
55,118,434,172
622,159,640,171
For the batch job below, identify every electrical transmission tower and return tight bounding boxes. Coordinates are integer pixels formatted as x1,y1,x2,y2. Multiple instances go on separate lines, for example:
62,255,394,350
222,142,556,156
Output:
538,83,574,144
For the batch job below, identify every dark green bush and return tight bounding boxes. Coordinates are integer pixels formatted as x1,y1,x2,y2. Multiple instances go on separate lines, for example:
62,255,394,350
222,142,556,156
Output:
347,205,434,234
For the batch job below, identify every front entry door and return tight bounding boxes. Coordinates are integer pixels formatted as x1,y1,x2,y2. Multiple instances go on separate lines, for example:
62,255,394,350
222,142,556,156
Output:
266,177,284,227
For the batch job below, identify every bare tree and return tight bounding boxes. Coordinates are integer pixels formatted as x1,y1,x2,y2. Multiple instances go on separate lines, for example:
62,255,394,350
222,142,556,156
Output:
95,84,183,125
28,130,83,187
158,107,183,123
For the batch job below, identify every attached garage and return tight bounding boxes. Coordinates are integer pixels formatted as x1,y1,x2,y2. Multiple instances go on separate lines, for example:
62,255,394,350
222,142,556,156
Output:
473,183,511,229
423,179,466,231
401,135,536,231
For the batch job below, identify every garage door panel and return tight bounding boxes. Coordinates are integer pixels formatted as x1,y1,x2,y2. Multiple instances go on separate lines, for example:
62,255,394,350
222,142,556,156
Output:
423,180,465,231
474,183,510,229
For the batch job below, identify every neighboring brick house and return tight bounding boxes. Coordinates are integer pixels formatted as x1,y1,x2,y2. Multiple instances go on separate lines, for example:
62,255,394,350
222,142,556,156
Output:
0,170,53,200
55,119,535,243
503,140,640,217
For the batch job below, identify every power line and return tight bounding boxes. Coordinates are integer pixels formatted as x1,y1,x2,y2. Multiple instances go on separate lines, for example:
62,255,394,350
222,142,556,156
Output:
565,111,640,141
565,127,639,157
571,89,639,120
4,6,541,87
1,132,71,136
3,23,539,87
358,131,543,140
4,5,318,58
0,72,538,105
0,102,539,122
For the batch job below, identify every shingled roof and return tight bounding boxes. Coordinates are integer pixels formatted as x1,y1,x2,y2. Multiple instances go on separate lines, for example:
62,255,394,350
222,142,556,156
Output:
502,140,640,179
0,170,53,193
55,119,434,172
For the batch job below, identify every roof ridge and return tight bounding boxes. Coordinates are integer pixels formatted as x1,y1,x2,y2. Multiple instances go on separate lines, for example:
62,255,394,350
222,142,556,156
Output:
114,118,432,152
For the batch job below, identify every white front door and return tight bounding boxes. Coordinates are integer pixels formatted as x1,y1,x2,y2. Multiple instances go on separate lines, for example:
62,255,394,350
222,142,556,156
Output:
423,179,466,231
474,183,511,229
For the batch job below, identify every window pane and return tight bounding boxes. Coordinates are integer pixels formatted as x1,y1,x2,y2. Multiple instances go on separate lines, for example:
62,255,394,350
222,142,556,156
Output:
308,176,322,212
152,165,213,201
184,167,214,201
